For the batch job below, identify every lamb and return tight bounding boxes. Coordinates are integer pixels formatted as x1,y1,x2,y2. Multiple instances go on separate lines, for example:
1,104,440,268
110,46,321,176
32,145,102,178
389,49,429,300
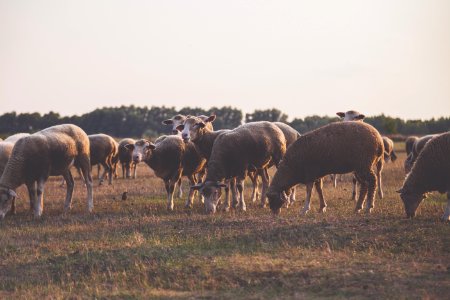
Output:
405,136,419,156
0,124,93,218
337,110,384,200
126,136,206,210
397,132,450,220
382,136,397,162
118,138,137,179
266,121,384,215
191,121,287,214
404,134,438,173
87,134,118,185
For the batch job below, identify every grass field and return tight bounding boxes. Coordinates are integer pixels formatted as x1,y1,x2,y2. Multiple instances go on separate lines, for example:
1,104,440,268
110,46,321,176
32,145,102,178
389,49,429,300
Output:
0,151,449,299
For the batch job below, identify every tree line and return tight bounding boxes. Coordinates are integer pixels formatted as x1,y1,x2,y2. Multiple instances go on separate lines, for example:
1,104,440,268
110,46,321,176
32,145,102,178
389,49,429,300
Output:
0,106,448,139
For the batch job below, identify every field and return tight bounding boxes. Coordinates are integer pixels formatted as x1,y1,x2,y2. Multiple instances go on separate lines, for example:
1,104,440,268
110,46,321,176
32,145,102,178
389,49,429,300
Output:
0,149,449,299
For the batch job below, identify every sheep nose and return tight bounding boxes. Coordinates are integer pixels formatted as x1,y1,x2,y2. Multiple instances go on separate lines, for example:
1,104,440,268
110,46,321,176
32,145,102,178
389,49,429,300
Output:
133,155,140,162
182,133,188,139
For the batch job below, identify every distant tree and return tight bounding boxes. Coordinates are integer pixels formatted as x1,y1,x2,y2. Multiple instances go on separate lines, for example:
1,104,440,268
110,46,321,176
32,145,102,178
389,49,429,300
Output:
245,109,288,123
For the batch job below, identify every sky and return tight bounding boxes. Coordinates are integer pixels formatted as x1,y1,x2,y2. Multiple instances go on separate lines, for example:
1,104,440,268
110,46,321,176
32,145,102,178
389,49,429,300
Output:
0,0,449,120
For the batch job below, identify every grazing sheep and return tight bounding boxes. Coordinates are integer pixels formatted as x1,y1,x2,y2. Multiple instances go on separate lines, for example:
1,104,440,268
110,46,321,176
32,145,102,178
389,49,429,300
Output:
191,121,286,214
404,134,438,174
382,136,397,162
405,136,419,156
0,124,93,218
88,134,118,185
337,110,384,200
126,136,206,210
118,138,137,179
397,132,450,220
267,121,384,215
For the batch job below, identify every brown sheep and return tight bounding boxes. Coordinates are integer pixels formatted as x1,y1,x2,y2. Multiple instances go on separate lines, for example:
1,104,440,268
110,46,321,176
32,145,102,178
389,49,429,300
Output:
191,121,286,214
405,136,419,156
87,134,118,185
0,124,93,218
267,121,384,215
398,132,450,220
404,134,438,174
118,138,137,179
126,136,206,210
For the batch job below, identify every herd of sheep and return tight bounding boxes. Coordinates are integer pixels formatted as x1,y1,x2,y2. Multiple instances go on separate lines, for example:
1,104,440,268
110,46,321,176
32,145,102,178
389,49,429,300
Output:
0,110,448,221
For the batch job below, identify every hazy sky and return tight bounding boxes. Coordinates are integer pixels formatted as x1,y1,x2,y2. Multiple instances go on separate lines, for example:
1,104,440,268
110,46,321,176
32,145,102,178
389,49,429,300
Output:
1,0,449,120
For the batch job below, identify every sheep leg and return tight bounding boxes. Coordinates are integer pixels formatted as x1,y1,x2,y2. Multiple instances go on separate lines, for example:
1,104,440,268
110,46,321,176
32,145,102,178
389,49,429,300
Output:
248,171,259,203
376,159,384,199
79,157,94,213
300,182,314,216
222,179,231,212
289,186,296,205
230,177,238,209
236,177,246,212
97,164,101,179
122,163,127,179
354,174,368,213
365,170,377,213
34,178,46,218
315,179,327,213
184,175,197,209
165,179,177,211
351,175,358,201
331,174,337,188
26,181,36,212
177,178,183,199
62,170,75,212
106,156,114,185
132,163,137,179
259,168,270,208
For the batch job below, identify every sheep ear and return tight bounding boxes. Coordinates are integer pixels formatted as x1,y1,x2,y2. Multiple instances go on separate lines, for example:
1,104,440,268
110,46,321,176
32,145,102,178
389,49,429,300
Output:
205,115,216,123
8,189,17,198
176,125,185,131
162,119,173,125
124,144,135,151
356,114,365,120
148,143,156,150
336,112,345,118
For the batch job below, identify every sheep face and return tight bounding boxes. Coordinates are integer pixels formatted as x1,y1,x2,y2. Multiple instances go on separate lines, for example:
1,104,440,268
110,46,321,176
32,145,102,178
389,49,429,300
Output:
267,190,289,215
125,140,155,164
192,181,226,214
0,188,16,219
180,115,216,143
398,189,425,218
336,111,365,122
162,115,186,135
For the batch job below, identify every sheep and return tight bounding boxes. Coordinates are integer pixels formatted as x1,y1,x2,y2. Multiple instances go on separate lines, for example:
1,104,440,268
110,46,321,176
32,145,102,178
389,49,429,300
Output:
126,136,206,210
0,133,30,176
336,110,384,200
87,134,118,185
382,136,397,162
266,121,384,216
405,136,419,156
404,134,438,174
0,124,93,218
118,138,137,179
397,132,450,220
191,121,287,214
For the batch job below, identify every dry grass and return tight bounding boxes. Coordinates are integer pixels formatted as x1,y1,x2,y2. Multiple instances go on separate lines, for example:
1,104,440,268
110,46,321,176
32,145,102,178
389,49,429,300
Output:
0,151,449,299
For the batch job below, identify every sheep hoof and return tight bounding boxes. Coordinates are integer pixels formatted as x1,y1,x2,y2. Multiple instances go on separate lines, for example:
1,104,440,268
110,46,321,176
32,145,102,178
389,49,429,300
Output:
300,209,309,216
240,205,247,212
223,206,230,212
184,203,192,209
318,206,327,213
354,208,362,214
167,205,174,211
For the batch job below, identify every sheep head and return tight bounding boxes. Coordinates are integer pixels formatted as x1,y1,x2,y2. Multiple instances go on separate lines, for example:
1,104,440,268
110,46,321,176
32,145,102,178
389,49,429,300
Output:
161,114,187,135
267,189,289,215
125,139,155,164
0,187,17,219
336,111,365,122
397,188,425,218
180,115,216,143
191,180,226,214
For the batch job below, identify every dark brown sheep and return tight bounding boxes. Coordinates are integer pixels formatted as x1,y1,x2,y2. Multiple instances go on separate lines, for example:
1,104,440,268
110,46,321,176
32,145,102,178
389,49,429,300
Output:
267,121,384,215
398,132,450,220
0,124,93,218
405,136,419,156
118,138,137,179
